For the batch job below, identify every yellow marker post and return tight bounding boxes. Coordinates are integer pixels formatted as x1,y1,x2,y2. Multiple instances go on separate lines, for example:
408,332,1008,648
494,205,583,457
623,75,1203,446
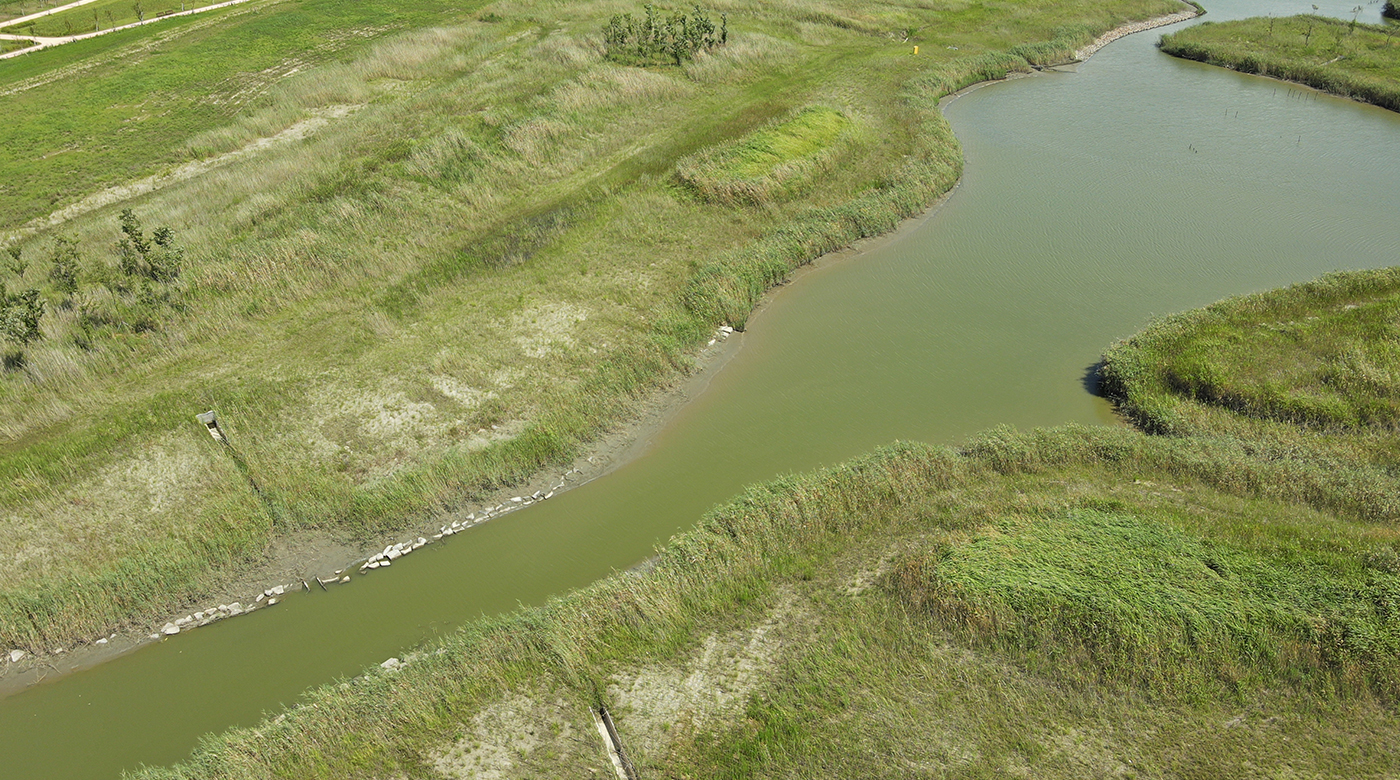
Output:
913,45,919,55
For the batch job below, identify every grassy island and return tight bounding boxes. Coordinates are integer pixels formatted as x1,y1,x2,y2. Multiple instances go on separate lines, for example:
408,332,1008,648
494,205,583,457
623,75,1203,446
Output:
131,270,1400,777
1160,14,1400,111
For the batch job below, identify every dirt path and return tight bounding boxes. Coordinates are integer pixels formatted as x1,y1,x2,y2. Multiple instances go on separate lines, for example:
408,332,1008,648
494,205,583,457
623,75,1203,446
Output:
0,0,254,60
6,104,359,241
2,0,108,29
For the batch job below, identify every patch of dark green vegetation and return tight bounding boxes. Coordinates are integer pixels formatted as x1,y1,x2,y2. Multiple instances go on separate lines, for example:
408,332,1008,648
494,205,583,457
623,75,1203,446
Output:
603,3,727,66
676,106,855,205
1160,14,1400,112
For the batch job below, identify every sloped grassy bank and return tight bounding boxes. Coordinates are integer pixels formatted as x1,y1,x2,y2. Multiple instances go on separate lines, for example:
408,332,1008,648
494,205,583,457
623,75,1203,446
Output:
0,1,1187,658
128,269,1400,777
133,420,1400,777
1101,268,1400,438
1160,14,1400,111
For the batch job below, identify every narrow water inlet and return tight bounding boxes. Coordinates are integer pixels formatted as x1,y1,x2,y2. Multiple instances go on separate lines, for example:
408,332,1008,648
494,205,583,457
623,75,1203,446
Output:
2,0,1399,776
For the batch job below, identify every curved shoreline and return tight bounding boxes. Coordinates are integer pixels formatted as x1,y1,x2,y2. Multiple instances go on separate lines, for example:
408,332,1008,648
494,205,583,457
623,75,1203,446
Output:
1073,7,1201,61
0,4,1203,700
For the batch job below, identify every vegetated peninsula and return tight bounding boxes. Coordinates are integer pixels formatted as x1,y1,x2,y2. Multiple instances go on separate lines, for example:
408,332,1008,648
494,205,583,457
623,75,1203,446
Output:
1160,11,1400,111
130,270,1400,778
0,0,1187,662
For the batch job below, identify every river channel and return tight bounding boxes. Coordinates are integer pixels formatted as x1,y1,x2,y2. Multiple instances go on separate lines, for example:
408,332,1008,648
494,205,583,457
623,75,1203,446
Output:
4,0,1400,775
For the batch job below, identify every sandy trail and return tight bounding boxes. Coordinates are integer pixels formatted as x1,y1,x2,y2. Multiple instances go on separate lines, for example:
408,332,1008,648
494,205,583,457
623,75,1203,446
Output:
4,104,359,241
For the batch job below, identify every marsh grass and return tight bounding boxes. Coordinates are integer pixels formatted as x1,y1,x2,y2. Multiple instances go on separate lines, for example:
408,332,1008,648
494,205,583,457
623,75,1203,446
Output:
1101,268,1400,434
0,0,1187,652
1160,15,1400,112
129,426,1400,777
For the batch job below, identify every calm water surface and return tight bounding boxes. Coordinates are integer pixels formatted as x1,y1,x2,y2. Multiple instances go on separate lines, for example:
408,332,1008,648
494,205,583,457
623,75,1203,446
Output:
4,1,1399,775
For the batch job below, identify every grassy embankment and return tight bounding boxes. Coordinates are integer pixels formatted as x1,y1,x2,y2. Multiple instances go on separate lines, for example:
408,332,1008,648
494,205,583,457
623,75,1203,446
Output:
1160,13,1400,111
0,37,36,53
132,271,1400,777
1,0,229,37
0,0,1186,654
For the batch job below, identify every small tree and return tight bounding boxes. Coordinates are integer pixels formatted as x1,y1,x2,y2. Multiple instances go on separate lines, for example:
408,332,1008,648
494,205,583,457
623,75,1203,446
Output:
133,0,143,22
6,245,27,280
116,208,182,285
48,235,81,298
1,285,46,352
1385,1,1399,21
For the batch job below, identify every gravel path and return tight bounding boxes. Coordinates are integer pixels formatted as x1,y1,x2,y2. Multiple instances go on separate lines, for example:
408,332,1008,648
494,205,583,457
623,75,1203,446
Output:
1073,8,1200,61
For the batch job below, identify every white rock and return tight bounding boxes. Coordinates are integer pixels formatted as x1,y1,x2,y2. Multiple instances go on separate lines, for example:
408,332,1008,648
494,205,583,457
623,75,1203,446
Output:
467,513,476,521
149,634,160,640
194,612,205,620
380,657,401,670
433,533,443,540
417,537,426,546
218,604,229,612
386,549,401,560
270,585,285,596
9,649,25,663
511,497,523,503
267,598,278,606
381,560,392,567
229,602,243,613
96,638,108,645
340,576,350,583
54,648,66,654
708,339,716,346
161,623,180,636
175,617,193,627
544,491,554,499
368,561,381,569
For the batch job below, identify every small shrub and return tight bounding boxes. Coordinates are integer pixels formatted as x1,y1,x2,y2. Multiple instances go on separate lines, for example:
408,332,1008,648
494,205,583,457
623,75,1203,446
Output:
603,4,726,66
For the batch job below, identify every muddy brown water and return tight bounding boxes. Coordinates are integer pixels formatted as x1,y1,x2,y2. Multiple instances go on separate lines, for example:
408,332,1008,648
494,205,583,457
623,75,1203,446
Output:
4,1,1400,776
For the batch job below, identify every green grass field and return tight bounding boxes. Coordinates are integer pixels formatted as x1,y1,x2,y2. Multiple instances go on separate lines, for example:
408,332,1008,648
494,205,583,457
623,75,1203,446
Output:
0,36,36,52
0,0,1184,653
1160,14,1400,111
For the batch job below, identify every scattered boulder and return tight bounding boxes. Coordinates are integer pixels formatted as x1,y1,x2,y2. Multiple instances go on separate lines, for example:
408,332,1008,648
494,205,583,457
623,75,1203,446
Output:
8,649,25,663
381,657,402,671
161,623,180,636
